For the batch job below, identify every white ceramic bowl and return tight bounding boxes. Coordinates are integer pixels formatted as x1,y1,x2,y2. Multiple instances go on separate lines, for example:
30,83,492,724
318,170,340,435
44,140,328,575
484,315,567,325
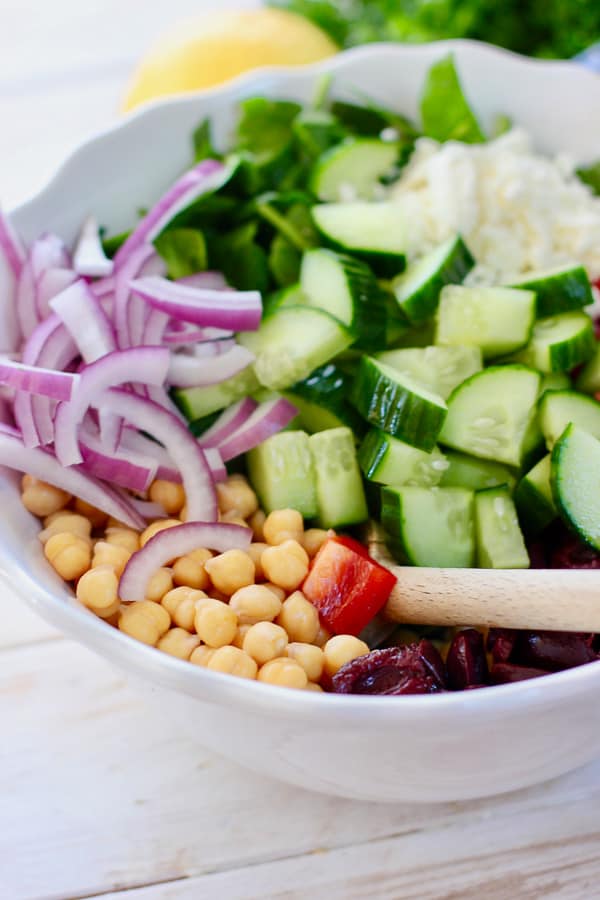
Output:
6,42,600,804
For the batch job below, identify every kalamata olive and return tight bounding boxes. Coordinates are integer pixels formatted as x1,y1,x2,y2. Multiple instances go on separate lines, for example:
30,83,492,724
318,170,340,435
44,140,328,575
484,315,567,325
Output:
527,539,548,569
332,642,446,695
490,663,550,684
516,631,597,671
446,628,488,690
487,628,518,663
550,533,600,569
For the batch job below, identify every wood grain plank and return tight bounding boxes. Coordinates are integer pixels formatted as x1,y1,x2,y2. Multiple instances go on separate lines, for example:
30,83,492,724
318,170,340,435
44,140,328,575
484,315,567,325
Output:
2,637,600,900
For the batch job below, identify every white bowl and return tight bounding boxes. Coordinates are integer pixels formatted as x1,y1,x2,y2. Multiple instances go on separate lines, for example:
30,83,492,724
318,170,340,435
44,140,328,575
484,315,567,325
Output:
6,42,600,803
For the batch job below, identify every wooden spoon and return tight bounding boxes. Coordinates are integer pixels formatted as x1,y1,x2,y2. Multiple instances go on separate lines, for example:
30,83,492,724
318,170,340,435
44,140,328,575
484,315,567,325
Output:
367,524,600,633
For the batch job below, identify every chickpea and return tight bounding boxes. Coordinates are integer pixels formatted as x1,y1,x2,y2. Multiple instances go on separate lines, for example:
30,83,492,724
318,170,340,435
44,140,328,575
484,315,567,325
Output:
323,635,370,678
140,519,181,551
261,540,309,592
74,498,108,528
314,625,332,648
232,624,252,649
44,532,91,581
243,622,288,665
207,646,258,679
216,476,258,519
189,645,216,667
204,549,255,596
276,591,319,644
162,586,207,631
229,584,282,626
194,599,238,648
119,600,170,646
76,565,119,611
304,682,324,692
95,598,122,621
21,477,71,517
157,627,201,660
39,513,92,544
302,528,329,558
148,479,186,516
219,513,250,528
263,583,286,603
263,509,304,546
105,527,140,554
258,657,308,689
145,567,174,603
179,504,188,522
286,643,324,682
245,542,268,581
172,548,212,591
248,509,266,542
92,542,131,577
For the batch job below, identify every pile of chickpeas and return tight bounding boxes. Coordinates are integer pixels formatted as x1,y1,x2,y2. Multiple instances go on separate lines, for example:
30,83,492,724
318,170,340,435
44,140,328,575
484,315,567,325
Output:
21,472,371,691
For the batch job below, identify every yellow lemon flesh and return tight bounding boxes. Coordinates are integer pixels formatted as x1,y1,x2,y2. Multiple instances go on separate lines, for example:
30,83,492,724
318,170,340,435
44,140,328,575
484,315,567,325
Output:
122,9,339,112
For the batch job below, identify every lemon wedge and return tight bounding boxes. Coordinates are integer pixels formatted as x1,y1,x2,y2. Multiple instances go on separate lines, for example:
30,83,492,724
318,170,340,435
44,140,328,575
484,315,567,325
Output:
122,9,339,112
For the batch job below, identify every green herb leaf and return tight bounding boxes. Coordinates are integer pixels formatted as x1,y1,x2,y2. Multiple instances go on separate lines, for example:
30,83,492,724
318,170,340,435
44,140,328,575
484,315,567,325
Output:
420,54,485,143
293,110,347,159
100,228,131,258
237,98,302,162
269,234,301,286
208,221,270,293
192,119,219,163
154,228,207,279
577,161,600,196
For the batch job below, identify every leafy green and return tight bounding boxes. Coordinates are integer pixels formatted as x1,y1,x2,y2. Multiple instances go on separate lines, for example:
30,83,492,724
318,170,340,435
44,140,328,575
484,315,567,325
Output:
269,234,302,286
269,0,600,60
192,119,219,163
100,228,131,258
331,100,418,141
154,228,207,278
420,55,485,143
235,98,303,192
207,221,270,293
293,110,347,159
577,161,600,196
265,203,320,286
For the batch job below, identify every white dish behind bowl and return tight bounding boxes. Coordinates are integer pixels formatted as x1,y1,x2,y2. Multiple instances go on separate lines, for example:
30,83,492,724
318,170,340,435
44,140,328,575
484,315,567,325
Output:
5,42,600,803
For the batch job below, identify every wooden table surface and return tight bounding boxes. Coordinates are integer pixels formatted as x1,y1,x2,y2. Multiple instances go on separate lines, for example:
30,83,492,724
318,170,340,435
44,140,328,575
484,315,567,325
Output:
2,4,600,898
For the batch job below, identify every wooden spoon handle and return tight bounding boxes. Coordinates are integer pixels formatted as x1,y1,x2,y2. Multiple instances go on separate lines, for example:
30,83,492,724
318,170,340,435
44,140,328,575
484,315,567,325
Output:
368,531,600,632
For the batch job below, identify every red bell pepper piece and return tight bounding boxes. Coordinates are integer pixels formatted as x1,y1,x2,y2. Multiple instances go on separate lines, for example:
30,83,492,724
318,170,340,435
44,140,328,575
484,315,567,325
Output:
302,535,397,636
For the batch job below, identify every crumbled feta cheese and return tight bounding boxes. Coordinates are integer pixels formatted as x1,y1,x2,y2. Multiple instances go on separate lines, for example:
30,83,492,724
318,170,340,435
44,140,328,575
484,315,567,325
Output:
390,129,600,283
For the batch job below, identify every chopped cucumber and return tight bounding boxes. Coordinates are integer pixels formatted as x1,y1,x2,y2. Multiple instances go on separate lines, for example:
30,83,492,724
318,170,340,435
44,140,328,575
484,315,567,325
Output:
511,311,595,373
311,202,407,277
510,264,594,317
310,138,399,202
172,366,260,420
519,413,546,473
381,486,475,567
392,235,474,325
282,363,364,435
262,283,306,317
538,389,600,448
435,285,536,358
440,450,517,492
358,429,448,487
247,431,318,517
300,248,386,351
308,427,368,528
238,306,353,391
475,486,530,568
576,343,600,395
539,372,571,396
551,424,600,550
440,365,541,466
351,356,447,451
375,345,482,399
514,454,557,535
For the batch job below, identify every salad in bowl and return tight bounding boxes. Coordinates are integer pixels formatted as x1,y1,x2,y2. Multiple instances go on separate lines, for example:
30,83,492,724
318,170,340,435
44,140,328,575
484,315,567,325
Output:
3,41,600,802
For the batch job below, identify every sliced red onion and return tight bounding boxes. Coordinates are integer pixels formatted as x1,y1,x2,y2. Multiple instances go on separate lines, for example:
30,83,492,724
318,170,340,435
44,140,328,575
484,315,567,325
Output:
119,521,250,602
119,427,182,484
98,409,123,453
130,276,262,331
162,324,234,346
217,397,298,462
79,427,157,493
114,244,156,349
198,396,258,448
124,495,167,520
0,430,145,529
167,344,254,388
97,388,217,522
13,391,40,448
0,394,15,427
203,447,226,482
73,216,114,278
54,347,171,466
0,359,78,400
0,209,26,277
141,308,170,346
50,278,116,362
178,271,229,291
91,275,115,300
16,259,39,339
30,233,71,276
113,159,227,268
36,267,78,319
0,253,21,354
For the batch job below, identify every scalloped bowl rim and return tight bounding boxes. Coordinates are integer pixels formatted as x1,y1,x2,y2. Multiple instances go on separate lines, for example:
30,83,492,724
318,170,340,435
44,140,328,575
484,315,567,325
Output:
6,40,600,721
